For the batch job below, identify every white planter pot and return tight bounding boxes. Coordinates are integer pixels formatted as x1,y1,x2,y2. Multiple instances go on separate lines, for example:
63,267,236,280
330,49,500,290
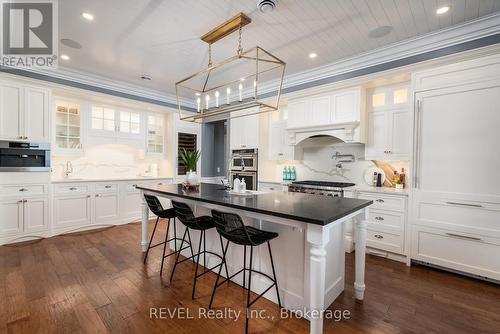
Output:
186,171,198,185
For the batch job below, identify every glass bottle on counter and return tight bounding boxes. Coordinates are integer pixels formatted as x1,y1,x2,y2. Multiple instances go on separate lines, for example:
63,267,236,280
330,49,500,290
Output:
291,166,296,181
392,170,400,187
282,167,288,181
399,168,406,188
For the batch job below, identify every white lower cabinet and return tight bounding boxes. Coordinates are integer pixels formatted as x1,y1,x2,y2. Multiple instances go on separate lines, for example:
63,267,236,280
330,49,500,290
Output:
0,197,49,238
23,198,49,232
411,225,500,281
53,194,92,228
0,199,23,235
94,193,119,223
52,178,172,233
356,191,407,256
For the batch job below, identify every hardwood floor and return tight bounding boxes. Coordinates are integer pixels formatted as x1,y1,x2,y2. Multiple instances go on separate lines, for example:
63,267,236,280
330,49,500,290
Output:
1,221,499,334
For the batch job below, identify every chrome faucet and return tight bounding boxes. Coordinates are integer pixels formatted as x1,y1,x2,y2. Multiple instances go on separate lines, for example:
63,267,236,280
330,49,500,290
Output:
332,151,355,169
65,161,73,178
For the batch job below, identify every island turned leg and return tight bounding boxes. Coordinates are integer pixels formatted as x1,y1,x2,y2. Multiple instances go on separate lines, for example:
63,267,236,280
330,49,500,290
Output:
141,191,149,252
307,224,330,334
354,207,369,300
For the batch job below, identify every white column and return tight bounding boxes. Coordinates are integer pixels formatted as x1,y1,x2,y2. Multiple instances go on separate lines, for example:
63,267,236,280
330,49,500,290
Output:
354,207,368,300
141,190,149,252
306,224,329,334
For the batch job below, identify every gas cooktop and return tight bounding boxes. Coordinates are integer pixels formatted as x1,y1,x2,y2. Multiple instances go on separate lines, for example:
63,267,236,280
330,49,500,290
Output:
291,181,355,188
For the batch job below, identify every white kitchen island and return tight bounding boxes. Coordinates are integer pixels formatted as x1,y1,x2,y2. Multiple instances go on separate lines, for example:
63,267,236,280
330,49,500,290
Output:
138,183,371,334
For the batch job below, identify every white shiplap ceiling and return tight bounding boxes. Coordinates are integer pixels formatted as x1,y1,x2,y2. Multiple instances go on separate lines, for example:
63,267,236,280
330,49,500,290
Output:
58,0,500,95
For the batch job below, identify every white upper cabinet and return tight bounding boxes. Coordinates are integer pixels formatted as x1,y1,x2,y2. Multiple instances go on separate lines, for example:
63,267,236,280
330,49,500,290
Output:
0,80,50,142
365,84,411,160
88,104,144,147
54,98,83,155
230,110,259,150
24,86,50,142
287,87,362,129
146,113,166,157
0,82,23,140
268,109,293,161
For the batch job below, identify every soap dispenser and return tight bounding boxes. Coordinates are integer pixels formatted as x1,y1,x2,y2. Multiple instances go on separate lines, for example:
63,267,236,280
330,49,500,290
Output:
233,176,241,192
240,178,246,192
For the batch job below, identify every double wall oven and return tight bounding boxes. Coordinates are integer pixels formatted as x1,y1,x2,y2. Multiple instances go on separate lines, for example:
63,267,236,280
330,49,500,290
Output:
0,141,51,172
229,149,258,190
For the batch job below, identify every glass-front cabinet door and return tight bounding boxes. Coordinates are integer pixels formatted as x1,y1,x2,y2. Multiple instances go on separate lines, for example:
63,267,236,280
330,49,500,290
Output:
146,113,165,156
55,99,82,154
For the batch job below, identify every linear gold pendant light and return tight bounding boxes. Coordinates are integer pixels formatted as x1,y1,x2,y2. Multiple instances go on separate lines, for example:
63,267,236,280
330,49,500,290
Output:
175,12,286,122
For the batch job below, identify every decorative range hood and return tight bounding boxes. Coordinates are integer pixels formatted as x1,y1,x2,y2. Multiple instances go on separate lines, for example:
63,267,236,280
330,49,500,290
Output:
287,121,362,146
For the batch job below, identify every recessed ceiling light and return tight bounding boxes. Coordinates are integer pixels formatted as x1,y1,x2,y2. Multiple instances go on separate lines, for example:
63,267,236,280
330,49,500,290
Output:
60,54,70,60
81,12,94,21
195,92,201,96
436,6,449,15
309,53,317,59
240,77,246,81
141,75,152,81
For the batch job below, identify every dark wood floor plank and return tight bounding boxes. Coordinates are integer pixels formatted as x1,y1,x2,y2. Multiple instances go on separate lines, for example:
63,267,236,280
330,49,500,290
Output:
5,270,29,324
1,222,499,334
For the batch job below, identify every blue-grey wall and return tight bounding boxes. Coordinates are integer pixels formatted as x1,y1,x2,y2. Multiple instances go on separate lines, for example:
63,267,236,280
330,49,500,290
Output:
201,121,226,177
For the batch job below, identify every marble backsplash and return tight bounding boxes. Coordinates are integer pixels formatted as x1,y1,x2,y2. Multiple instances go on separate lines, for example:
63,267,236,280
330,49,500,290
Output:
259,142,409,187
52,144,169,180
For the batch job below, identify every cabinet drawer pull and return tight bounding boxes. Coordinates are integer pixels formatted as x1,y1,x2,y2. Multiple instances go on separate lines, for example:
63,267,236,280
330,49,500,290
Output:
19,154,28,158
69,187,77,191
375,199,385,203
445,233,482,241
105,185,112,189
19,188,28,192
374,216,384,221
374,234,384,239
445,201,483,208
95,194,99,197
158,183,163,185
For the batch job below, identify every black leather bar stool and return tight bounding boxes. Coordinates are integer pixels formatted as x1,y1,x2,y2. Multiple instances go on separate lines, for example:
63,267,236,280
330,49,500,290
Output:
169,200,229,299
143,195,194,275
209,209,282,334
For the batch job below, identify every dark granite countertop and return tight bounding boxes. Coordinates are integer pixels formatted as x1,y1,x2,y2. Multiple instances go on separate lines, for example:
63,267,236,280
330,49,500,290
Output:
137,183,372,226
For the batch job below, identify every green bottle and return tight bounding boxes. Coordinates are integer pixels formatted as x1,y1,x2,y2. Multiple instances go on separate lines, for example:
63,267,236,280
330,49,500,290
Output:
282,166,288,181
291,166,296,181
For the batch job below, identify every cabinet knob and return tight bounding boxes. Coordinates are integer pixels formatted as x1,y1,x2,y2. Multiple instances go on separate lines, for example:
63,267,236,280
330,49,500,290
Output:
87,195,91,198
23,199,27,203
375,216,384,221
374,234,384,239
375,199,385,203
95,194,99,197
17,200,23,203
105,185,111,189
17,136,23,139
19,188,28,192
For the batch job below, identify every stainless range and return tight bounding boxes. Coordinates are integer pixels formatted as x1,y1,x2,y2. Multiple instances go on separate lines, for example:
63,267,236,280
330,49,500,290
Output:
288,180,355,197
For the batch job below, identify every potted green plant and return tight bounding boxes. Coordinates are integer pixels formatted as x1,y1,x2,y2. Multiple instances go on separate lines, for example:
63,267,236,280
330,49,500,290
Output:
180,148,201,184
